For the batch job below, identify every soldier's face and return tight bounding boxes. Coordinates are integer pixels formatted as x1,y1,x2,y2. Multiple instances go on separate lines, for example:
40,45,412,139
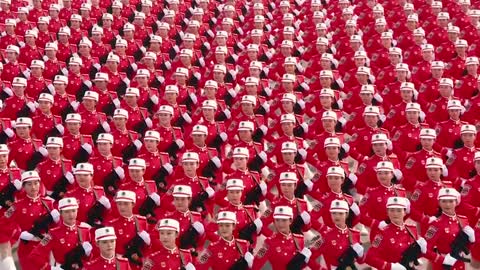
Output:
282,81,294,91
400,89,413,101
245,85,257,95
420,138,434,149
61,208,78,225
218,223,235,238
174,196,190,211
327,175,343,191
97,142,112,155
331,212,347,225
54,82,67,92
364,115,378,127
233,157,247,169
322,119,335,131
144,139,158,152
128,168,144,181
191,134,206,145
281,122,294,134
448,109,461,120
69,64,80,73
238,130,252,141
136,76,148,86
202,108,215,120
467,64,478,74
360,93,373,103
439,199,457,215
213,71,225,81
376,171,393,185
116,201,134,217
125,95,138,106
389,54,400,64
284,64,295,73
396,70,407,80
15,126,30,138
462,133,476,146
325,146,339,159
157,113,172,125
422,50,434,61
381,38,391,47
38,100,52,113
406,111,419,123
0,154,7,166
47,146,61,158
159,230,177,248
249,68,260,77
356,73,368,83
66,122,80,134
281,152,295,164
372,142,387,155
274,218,291,233
426,168,442,181
113,117,127,129
75,173,92,188
475,160,480,173
354,57,366,67
241,103,254,114
45,49,56,58
320,77,332,88
227,190,242,204
319,96,332,107
438,85,452,97
97,239,116,257
182,161,198,176
24,180,40,197
387,208,405,225
432,68,443,79
281,101,294,112
280,182,295,198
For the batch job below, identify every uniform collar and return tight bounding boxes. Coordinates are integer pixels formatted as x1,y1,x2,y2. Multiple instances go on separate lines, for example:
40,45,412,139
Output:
27,195,41,202
335,225,348,233
422,148,434,154
0,167,8,173
63,222,77,230
100,255,116,263
179,210,191,217
221,237,235,245
79,185,92,192
282,195,296,203
121,215,135,221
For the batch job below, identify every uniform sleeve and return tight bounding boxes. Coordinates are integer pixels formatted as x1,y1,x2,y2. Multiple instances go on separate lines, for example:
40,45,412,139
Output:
423,222,446,265
364,232,391,270
28,234,53,268
252,238,270,270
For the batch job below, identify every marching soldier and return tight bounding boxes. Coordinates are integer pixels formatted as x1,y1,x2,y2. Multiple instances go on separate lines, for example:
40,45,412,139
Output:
142,219,195,270
108,190,151,268
365,196,427,270
410,157,452,232
310,200,364,269
197,211,253,269
110,109,142,162
84,227,132,270
0,144,22,212
423,188,476,270
36,137,74,200
137,130,173,188
253,206,314,269
157,185,206,253
29,197,93,269
62,113,94,163
88,133,125,190
65,163,111,226
0,171,58,270
119,158,160,219
7,117,45,171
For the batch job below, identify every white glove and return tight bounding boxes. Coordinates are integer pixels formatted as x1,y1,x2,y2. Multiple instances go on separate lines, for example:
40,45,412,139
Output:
378,221,388,230
416,237,427,254
70,101,80,111
219,132,228,142
189,93,198,104
254,218,263,233
259,124,268,135
182,112,192,124
175,139,185,149
138,230,151,245
20,231,35,241
184,263,195,270
114,166,125,179
112,98,121,108
391,263,407,270
300,248,312,263
443,254,457,266
83,80,92,89
64,172,74,184
205,187,215,198
81,143,93,154
3,86,12,96
350,202,360,216
39,146,48,156
13,179,22,190
133,139,142,150
3,128,14,137
259,181,267,195
98,196,111,209
348,173,358,185
150,95,159,105
386,139,393,150
163,163,174,174
428,216,437,223
55,124,65,135
27,101,36,112
211,156,221,168
82,241,93,256
51,266,64,270
300,211,311,224
50,209,60,223
258,151,267,162
393,169,403,180
303,179,313,191
298,148,307,159
463,225,475,242
223,109,231,120
352,243,364,257
47,84,55,94
341,143,350,153
192,221,205,235
102,121,111,132
145,117,153,128
244,251,254,268
300,122,308,133
149,193,161,206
